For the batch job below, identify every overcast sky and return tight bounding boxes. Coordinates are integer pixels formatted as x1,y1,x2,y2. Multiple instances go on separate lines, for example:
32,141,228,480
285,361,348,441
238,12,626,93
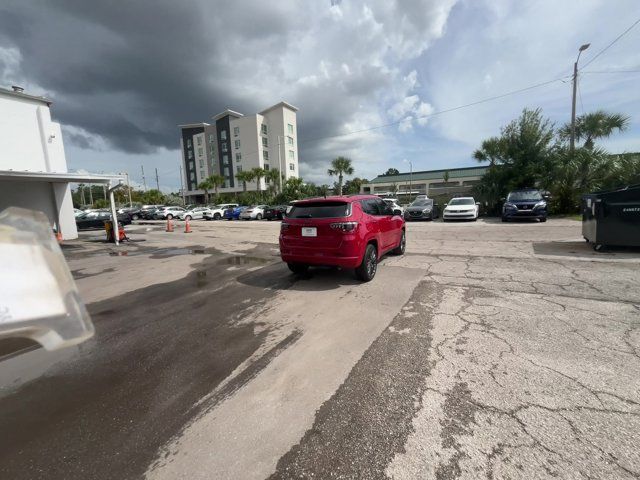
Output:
1,0,639,191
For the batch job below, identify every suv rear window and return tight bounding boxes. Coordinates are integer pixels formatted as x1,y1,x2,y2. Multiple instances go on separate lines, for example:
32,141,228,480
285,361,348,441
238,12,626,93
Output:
288,201,349,218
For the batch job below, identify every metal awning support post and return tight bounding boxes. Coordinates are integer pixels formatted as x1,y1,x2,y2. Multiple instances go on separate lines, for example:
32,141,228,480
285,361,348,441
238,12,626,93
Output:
108,181,124,246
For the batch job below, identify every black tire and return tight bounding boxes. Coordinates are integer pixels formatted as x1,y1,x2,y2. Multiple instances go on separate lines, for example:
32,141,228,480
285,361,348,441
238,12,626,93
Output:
355,243,378,282
256,213,263,220
287,263,309,274
132,214,139,220
167,214,173,220
540,217,547,223
502,217,508,222
185,215,192,221
391,230,406,255
214,213,221,220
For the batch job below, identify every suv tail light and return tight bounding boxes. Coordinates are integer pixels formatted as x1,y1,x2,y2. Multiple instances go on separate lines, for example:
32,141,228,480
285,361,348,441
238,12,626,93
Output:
330,221,358,233
281,222,290,232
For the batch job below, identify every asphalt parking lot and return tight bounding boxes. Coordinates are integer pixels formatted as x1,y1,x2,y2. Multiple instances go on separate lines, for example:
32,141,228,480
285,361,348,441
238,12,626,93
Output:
1,217,639,480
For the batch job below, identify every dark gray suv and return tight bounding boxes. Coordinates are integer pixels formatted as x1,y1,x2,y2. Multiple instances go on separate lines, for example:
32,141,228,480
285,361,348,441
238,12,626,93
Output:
502,189,548,222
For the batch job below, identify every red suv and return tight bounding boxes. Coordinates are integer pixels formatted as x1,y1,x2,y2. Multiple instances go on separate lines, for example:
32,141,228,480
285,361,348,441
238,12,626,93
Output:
279,195,406,281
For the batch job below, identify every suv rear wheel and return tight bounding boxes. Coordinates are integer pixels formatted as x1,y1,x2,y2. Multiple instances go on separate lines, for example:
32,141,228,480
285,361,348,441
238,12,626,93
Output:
214,213,221,220
167,214,173,220
185,215,192,221
391,230,406,255
355,243,377,282
256,213,263,220
287,263,308,274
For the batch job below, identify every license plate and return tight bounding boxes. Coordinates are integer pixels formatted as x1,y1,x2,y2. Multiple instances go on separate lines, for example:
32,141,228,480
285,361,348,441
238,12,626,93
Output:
301,227,317,237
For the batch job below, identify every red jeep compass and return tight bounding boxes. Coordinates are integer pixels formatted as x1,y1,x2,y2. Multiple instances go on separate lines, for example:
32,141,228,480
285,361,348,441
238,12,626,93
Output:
279,195,406,281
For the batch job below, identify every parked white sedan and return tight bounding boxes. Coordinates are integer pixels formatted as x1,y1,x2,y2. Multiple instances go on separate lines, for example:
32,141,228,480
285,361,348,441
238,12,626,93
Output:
177,206,210,221
239,205,268,220
203,203,239,220
442,197,479,221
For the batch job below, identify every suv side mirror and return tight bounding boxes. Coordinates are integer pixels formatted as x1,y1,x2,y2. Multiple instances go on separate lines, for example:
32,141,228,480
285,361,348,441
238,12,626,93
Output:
444,203,448,206
476,202,481,206
393,209,402,216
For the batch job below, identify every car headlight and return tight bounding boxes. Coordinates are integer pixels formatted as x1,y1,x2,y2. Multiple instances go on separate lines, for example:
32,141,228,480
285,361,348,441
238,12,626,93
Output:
422,207,432,213
504,202,517,209
533,201,547,209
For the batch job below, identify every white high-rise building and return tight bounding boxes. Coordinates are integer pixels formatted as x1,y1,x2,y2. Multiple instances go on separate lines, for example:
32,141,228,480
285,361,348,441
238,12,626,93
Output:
179,101,299,203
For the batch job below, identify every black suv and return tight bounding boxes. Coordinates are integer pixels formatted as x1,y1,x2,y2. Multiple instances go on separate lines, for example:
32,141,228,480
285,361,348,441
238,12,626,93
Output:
502,189,548,222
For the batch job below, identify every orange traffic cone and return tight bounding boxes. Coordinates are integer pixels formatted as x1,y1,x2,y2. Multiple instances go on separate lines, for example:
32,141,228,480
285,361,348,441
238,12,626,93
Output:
166,218,174,232
55,231,63,242
184,218,192,233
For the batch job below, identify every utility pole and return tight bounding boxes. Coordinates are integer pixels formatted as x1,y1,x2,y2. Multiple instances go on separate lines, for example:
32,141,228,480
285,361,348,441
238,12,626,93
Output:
179,164,186,205
141,165,147,191
80,184,86,206
570,43,590,154
277,135,283,193
89,184,93,206
155,167,160,191
404,159,412,203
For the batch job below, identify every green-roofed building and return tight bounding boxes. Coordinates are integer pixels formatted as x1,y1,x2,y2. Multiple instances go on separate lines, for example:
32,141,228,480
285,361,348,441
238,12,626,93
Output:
360,166,489,199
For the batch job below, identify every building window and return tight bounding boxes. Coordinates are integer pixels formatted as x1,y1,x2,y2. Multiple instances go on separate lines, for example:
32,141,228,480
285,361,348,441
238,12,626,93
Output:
224,167,229,176
209,134,215,143
237,165,242,173
287,136,293,145
223,154,229,165
289,163,295,171
198,147,203,156
261,124,267,135
189,172,195,180
187,139,192,148
234,126,239,136
222,143,228,152
189,161,195,169
210,147,215,156
235,153,242,161
188,150,193,159
263,150,269,160
262,137,268,147
200,169,205,178
220,130,227,140
234,140,240,149
199,159,204,168
288,150,295,160
287,123,293,135
197,137,202,146
264,164,269,171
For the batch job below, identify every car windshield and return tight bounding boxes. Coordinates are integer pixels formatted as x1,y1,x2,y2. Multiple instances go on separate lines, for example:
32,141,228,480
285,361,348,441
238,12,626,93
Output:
288,201,349,218
449,198,475,205
507,191,543,202
410,199,431,207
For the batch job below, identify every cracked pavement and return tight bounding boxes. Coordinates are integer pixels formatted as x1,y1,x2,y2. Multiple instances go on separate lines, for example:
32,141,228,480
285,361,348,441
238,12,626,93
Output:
1,218,638,479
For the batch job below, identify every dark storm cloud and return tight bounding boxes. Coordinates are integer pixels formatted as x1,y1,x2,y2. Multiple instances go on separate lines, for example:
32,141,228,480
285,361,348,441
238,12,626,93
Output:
0,0,458,180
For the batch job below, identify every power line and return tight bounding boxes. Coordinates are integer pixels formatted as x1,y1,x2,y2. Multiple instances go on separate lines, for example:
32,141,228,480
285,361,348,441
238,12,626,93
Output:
301,76,569,145
580,17,640,70
583,69,640,74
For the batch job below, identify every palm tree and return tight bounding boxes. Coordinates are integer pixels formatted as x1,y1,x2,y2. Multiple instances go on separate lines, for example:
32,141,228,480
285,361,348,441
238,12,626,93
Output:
265,168,281,196
328,156,354,196
208,174,225,204
235,170,254,193
197,178,214,204
560,110,630,150
251,168,267,198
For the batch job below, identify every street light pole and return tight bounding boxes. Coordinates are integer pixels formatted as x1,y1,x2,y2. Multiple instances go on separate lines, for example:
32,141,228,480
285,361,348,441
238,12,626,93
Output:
277,135,283,193
403,159,412,203
570,43,590,154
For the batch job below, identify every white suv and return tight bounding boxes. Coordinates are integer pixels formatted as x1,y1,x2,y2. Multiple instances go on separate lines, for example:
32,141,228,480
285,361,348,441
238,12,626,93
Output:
203,203,239,221
153,206,186,220
177,206,210,221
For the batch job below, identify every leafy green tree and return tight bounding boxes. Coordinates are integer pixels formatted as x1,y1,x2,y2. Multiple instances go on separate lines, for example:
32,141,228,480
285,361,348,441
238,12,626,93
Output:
283,177,305,199
265,168,281,195
328,156,354,196
384,168,399,176
344,177,367,194
442,171,450,183
142,189,165,204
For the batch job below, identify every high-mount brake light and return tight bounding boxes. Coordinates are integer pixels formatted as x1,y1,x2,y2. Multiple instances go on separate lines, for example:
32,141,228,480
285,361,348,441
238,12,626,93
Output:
330,221,358,233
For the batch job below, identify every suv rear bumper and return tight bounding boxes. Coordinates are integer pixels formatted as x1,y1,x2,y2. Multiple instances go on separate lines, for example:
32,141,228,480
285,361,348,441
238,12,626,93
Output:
280,238,362,268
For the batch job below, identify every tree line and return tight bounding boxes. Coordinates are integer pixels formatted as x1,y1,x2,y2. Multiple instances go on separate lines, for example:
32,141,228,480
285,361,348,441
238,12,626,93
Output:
472,108,639,214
